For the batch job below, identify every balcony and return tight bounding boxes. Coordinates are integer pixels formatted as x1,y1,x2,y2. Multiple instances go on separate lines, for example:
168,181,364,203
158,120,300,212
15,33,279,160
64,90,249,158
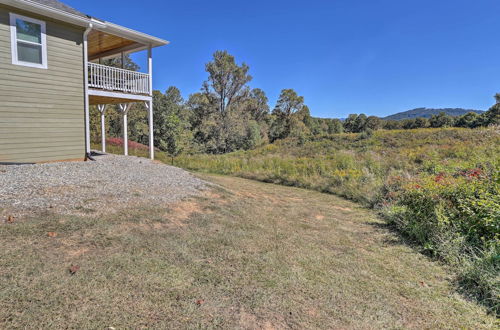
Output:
88,62,151,96
89,63,151,95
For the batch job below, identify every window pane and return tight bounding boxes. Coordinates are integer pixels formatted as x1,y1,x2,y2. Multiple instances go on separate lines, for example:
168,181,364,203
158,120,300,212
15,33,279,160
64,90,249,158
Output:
16,19,41,43
17,42,42,64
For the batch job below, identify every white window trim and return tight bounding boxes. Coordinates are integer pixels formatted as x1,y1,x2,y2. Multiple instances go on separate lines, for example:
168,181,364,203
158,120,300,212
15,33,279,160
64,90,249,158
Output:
10,13,48,69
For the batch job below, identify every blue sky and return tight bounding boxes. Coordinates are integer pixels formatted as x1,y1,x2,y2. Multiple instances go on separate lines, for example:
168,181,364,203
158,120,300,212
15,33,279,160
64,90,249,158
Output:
66,0,500,118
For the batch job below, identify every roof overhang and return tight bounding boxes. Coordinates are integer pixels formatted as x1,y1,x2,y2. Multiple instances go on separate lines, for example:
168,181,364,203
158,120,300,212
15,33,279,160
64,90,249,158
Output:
0,0,169,48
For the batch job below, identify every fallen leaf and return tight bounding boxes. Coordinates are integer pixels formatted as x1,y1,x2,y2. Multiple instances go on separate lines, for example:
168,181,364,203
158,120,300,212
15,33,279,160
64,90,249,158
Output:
48,232,58,238
6,216,15,224
69,265,80,275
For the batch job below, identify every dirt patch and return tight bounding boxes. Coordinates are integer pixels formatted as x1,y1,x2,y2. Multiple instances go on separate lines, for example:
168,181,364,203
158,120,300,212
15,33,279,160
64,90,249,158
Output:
332,206,352,212
67,247,90,258
203,191,222,200
315,215,325,220
165,200,204,225
238,309,284,330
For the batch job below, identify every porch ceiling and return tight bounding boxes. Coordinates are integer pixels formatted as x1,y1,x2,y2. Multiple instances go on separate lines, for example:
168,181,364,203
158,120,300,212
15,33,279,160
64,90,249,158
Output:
89,93,151,105
88,30,143,60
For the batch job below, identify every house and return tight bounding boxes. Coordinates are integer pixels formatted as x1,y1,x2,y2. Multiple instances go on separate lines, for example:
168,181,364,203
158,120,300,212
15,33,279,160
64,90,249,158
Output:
0,0,169,163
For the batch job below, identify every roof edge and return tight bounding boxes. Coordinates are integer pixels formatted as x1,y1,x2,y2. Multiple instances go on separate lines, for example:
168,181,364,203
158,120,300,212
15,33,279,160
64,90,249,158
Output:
0,0,169,47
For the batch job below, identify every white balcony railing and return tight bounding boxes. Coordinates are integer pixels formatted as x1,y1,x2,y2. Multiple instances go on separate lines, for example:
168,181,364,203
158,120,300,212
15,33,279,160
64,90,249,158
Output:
88,62,150,95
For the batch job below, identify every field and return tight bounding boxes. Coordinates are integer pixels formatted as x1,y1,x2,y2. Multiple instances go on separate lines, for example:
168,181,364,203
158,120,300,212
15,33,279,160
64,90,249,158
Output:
0,175,496,328
174,127,500,312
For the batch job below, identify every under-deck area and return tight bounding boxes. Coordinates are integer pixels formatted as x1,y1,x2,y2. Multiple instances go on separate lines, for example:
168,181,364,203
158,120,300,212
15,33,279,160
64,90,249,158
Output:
85,28,158,159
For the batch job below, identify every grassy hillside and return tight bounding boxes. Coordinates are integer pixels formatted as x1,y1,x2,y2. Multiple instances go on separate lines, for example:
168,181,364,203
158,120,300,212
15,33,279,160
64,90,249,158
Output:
174,127,500,312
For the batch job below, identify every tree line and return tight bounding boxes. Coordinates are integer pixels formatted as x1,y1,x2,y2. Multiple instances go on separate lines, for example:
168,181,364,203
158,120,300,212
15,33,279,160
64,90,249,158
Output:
90,51,500,156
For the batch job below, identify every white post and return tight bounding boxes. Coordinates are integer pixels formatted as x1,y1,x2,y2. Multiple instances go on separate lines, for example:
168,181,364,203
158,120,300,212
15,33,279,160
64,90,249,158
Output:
148,46,153,96
119,104,130,156
147,46,154,160
98,104,107,153
145,101,154,160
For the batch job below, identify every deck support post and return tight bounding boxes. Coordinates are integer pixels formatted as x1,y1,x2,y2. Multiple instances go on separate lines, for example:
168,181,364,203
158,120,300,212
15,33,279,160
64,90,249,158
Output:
145,101,154,160
146,46,154,160
147,46,153,96
97,105,107,153
119,104,131,156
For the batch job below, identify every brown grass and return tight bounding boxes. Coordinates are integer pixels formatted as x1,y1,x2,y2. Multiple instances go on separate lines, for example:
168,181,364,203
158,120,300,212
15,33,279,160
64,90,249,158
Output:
0,174,496,328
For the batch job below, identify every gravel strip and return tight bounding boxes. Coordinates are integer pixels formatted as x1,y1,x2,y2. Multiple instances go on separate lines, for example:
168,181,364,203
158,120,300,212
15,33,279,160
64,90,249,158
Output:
0,154,207,218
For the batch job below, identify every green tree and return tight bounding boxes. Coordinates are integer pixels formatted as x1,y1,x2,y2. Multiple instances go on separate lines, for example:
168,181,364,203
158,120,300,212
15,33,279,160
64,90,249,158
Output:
244,88,270,122
365,116,382,131
456,112,480,128
270,89,307,141
203,50,252,117
101,54,140,71
354,114,368,132
429,112,455,128
153,87,192,159
327,119,344,134
343,114,358,133
414,117,430,128
191,50,254,153
383,120,402,130
484,104,500,125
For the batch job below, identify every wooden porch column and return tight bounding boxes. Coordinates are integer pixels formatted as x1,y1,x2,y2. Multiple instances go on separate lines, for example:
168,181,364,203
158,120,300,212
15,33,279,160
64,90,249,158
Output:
145,101,154,160
119,104,131,156
97,105,107,152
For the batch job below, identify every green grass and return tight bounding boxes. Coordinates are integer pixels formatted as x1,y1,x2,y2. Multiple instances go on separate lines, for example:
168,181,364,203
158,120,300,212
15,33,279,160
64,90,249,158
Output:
0,175,496,328
173,127,500,313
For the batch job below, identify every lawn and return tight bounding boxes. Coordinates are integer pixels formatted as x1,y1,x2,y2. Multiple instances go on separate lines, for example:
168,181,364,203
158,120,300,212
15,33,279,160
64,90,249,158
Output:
0,175,496,328
174,127,500,312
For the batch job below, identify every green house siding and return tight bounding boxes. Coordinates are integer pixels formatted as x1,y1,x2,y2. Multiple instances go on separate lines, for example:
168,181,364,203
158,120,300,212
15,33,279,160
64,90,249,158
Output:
0,5,85,163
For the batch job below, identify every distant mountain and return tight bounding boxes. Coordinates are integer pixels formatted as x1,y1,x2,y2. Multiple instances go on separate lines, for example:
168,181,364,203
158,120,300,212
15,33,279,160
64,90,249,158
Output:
384,108,485,121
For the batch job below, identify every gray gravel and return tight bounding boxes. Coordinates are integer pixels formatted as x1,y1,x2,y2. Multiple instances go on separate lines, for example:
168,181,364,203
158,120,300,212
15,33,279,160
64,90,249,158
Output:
0,154,207,218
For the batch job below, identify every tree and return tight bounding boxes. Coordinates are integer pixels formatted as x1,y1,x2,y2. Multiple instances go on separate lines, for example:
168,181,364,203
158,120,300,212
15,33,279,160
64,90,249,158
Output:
484,103,500,126
414,117,430,128
203,50,252,117
190,50,254,153
456,112,480,128
343,114,358,133
365,116,382,131
354,114,368,132
270,89,307,141
430,112,455,128
102,54,140,71
272,89,305,118
327,119,344,134
383,120,402,130
153,87,192,160
402,119,417,130
244,88,270,122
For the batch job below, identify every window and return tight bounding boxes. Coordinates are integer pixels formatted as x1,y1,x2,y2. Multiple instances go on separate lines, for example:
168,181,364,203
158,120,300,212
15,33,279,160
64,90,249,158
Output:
10,13,47,69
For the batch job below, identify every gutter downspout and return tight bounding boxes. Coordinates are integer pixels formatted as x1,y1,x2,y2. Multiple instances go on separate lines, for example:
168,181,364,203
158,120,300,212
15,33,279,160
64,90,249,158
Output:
83,23,94,161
